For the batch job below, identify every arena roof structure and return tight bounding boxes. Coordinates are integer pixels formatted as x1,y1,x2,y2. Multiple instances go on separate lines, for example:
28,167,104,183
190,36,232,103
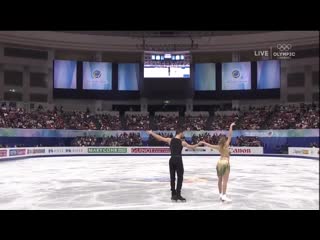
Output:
61,31,267,38
0,31,318,53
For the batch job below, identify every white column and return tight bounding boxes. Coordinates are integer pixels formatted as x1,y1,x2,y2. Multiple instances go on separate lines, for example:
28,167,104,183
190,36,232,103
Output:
280,64,287,103
95,100,103,113
48,49,55,63
47,68,53,104
0,44,4,61
232,100,240,110
23,66,30,102
47,49,55,107
185,98,193,112
95,52,102,62
0,45,3,101
140,53,145,94
0,64,4,101
140,98,148,113
304,65,313,103
232,52,240,62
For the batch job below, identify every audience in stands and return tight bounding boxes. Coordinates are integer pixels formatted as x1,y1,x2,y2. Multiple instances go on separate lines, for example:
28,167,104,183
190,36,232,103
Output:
3,102,317,149
294,104,319,129
238,106,273,130
153,115,179,130
209,114,239,130
0,104,318,131
183,115,208,131
101,132,143,146
125,114,150,130
190,133,263,147
268,105,301,129
266,104,318,130
190,132,225,145
0,107,121,130
71,136,98,147
71,132,143,147
234,136,263,147
96,114,121,130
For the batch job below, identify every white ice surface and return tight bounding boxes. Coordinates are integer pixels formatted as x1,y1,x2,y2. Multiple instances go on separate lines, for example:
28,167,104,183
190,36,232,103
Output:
0,156,318,210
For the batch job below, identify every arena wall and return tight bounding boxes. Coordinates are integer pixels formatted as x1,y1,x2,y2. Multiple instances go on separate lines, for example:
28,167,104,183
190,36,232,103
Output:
0,146,264,160
1,146,318,162
288,147,319,158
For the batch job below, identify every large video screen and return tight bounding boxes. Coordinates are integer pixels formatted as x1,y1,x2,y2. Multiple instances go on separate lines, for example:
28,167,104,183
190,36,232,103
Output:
194,63,216,91
53,60,77,89
222,62,251,90
118,63,139,91
144,65,190,78
257,60,281,89
83,62,112,90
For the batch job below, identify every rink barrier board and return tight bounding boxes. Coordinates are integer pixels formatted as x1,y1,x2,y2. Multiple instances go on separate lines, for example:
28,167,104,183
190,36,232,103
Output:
0,147,318,161
288,147,319,158
0,154,318,162
0,146,264,159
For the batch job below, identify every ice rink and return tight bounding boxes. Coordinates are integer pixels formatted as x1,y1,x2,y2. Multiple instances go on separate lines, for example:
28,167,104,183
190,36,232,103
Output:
0,155,318,210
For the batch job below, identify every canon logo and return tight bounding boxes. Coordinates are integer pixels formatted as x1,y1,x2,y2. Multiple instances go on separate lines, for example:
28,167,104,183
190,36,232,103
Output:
232,149,251,154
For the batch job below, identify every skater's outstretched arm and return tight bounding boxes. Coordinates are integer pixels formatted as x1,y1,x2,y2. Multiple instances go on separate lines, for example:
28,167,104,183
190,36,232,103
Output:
225,122,236,147
146,130,171,144
199,141,220,150
182,141,200,150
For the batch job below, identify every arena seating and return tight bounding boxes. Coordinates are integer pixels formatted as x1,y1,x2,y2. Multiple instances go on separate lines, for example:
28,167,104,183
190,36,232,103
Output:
0,103,318,148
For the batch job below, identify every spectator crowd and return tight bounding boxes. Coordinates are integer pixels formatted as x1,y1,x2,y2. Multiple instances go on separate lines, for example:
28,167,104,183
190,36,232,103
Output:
234,136,263,147
124,114,150,130
0,104,318,131
0,106,121,130
153,115,179,131
183,115,208,131
72,132,143,147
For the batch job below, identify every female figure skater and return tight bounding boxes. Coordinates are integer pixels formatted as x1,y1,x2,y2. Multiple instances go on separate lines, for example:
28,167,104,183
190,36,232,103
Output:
147,129,200,202
199,122,236,202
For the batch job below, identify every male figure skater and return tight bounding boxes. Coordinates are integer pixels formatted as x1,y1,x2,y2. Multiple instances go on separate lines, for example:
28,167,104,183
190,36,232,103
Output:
147,129,200,202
